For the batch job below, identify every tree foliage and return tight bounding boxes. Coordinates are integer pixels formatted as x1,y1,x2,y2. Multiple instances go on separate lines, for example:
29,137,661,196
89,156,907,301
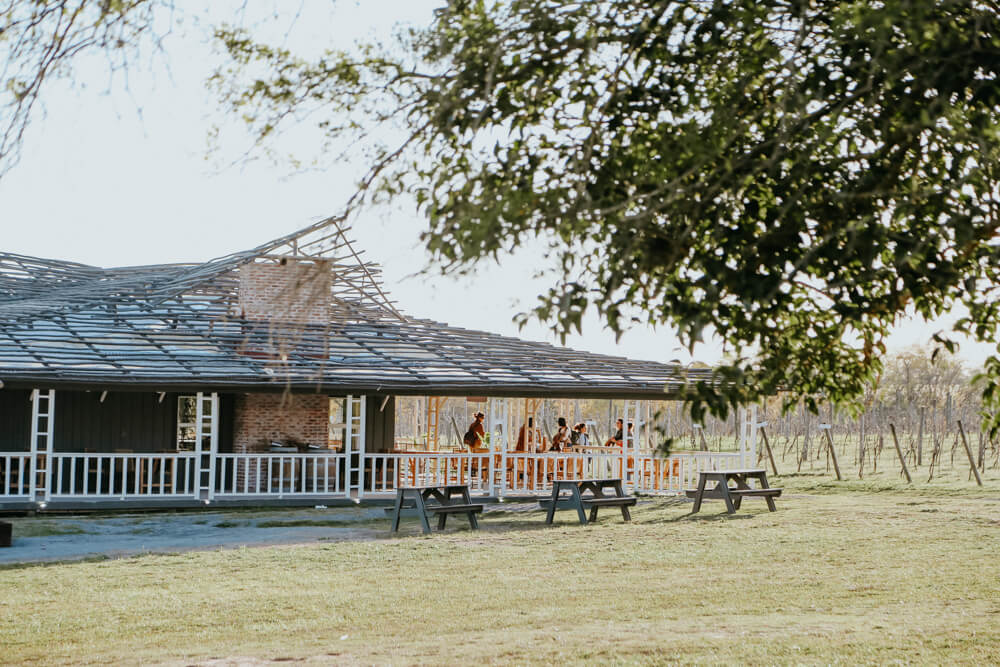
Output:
0,0,163,177
213,0,1000,424
4,1,1000,427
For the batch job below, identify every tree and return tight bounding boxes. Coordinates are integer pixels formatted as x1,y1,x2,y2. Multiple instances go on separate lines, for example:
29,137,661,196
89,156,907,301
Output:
0,1,162,177
211,0,1000,425
5,1,1000,426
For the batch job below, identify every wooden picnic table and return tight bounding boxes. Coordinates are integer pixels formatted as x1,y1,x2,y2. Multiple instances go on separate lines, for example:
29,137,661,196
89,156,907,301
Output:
541,478,637,525
687,469,782,514
390,484,483,534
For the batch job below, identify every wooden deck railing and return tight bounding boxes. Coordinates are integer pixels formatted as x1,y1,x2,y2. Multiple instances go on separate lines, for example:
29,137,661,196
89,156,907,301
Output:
0,449,743,503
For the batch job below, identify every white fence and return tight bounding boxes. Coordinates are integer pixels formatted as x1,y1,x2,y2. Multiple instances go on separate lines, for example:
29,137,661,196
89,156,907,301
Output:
0,449,745,503
49,453,198,499
0,453,31,498
214,453,345,497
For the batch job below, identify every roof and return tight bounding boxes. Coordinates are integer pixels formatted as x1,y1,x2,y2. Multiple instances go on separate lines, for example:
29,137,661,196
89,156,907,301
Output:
0,217,713,398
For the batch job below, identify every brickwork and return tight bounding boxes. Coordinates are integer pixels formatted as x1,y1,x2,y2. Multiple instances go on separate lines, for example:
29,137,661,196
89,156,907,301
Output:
238,259,332,325
233,393,330,453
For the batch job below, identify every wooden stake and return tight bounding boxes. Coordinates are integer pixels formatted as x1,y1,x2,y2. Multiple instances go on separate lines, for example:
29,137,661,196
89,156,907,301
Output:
957,421,984,487
759,426,778,476
821,426,842,481
888,424,912,483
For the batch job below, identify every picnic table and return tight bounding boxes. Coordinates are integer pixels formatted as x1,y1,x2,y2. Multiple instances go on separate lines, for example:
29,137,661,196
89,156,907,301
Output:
686,469,782,514
540,478,637,525
390,484,483,534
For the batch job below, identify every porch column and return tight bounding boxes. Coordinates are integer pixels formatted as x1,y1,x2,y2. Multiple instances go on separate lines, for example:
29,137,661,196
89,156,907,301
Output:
194,392,219,501
29,389,55,503
345,395,367,499
737,405,758,469
487,398,509,497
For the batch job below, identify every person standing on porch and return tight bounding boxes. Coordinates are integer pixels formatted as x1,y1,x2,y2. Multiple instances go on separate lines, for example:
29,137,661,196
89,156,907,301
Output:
463,412,486,449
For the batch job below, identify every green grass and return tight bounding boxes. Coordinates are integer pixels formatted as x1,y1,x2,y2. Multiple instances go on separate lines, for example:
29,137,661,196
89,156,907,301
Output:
3,521,88,538
3,480,1000,665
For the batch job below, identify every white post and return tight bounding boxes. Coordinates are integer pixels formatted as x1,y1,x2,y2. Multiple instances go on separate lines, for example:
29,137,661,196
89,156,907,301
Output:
488,398,509,498
345,395,367,498
29,389,55,503
208,392,219,500
358,395,367,500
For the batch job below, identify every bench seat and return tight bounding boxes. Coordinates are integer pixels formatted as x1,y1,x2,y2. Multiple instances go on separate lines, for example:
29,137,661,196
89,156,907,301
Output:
425,503,484,514
728,488,782,497
581,497,637,507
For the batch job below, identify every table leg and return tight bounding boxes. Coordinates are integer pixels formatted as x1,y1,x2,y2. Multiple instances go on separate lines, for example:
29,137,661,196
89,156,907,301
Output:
545,483,560,524
414,490,432,534
571,485,588,525
613,481,632,522
719,480,736,514
391,489,405,532
692,474,708,513
460,486,480,530
757,472,778,511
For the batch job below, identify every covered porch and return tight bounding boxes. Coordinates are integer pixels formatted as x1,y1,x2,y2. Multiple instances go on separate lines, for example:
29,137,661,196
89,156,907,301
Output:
0,388,756,510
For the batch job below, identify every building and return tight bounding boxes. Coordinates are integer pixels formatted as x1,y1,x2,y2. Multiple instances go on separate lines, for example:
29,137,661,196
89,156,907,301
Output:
0,218,752,510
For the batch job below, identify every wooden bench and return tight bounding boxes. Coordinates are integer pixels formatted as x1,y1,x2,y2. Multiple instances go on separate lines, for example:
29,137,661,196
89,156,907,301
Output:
689,469,781,513
581,496,637,523
542,478,635,525
390,485,483,534
425,503,483,530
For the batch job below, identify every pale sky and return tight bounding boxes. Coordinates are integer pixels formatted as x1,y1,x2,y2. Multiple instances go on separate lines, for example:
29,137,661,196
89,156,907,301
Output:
0,1,993,371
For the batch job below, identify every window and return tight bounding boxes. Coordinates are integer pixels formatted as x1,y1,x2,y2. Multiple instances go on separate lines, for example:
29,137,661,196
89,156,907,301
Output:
329,397,346,450
176,395,197,451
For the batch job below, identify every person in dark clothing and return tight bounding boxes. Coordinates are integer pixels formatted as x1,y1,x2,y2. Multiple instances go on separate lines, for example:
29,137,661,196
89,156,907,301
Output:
605,418,624,446
463,411,486,448
551,417,570,451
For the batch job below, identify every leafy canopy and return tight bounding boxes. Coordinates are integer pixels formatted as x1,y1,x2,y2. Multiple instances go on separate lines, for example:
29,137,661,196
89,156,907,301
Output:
3,1,1000,425
213,0,1000,424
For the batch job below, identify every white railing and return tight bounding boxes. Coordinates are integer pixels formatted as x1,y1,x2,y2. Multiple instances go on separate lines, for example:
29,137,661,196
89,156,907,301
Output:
365,453,492,496
213,453,347,497
502,452,628,494
48,452,197,499
674,451,743,489
0,453,31,498
0,449,740,503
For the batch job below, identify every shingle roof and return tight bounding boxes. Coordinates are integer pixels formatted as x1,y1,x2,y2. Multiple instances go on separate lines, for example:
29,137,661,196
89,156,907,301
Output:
0,217,712,397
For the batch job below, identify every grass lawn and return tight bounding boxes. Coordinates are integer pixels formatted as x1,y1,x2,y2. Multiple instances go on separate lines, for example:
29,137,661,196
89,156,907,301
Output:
2,474,1000,665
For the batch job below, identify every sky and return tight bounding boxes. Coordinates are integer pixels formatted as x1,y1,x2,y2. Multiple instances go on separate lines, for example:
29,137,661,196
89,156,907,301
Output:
0,1,994,371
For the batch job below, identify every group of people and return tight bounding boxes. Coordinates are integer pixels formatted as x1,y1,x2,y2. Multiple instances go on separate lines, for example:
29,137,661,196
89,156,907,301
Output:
463,412,634,452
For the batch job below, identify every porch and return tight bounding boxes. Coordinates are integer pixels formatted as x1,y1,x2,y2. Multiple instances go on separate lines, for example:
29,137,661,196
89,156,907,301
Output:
0,389,757,511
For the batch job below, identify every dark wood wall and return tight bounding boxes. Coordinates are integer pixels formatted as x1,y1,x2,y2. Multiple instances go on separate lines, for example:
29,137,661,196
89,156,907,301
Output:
365,394,396,453
52,391,235,453
54,391,177,452
0,389,32,451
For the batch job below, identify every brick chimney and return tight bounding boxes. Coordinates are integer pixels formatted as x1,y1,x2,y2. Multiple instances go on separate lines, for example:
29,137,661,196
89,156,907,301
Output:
238,258,332,325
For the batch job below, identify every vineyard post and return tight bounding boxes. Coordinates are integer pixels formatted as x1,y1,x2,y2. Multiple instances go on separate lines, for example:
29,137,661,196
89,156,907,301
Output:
820,423,842,481
957,421,983,487
888,423,913,483
758,422,778,476
917,407,925,467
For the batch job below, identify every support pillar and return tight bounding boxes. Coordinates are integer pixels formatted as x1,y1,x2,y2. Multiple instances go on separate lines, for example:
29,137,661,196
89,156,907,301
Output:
194,392,219,501
346,395,367,498
29,389,55,503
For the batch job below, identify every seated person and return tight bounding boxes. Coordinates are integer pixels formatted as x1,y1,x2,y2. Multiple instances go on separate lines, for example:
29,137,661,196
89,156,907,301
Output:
515,417,535,452
463,411,486,449
576,423,591,448
550,417,570,451
605,418,624,447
